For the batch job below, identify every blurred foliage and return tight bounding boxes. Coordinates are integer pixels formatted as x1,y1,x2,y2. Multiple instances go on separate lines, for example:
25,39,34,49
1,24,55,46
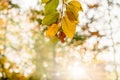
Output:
0,0,8,11
70,32,87,46
0,1,30,80
8,0,19,9
0,55,28,80
29,9,43,25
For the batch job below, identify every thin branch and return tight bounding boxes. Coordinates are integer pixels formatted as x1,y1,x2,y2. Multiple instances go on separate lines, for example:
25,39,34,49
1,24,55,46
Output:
60,0,64,23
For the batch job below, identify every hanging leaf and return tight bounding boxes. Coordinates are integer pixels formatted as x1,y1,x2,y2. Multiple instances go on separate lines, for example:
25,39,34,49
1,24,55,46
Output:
68,0,83,11
42,0,59,25
62,15,76,38
66,5,78,21
44,0,59,15
41,0,83,41
58,31,66,43
46,23,59,37
66,0,83,22
41,0,50,3
42,11,59,25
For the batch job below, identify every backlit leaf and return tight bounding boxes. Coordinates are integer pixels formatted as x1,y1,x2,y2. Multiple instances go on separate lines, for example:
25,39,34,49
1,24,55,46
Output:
58,31,66,43
44,0,59,15
68,1,83,11
62,15,76,38
42,0,59,25
46,23,59,37
66,0,83,22
66,5,78,21
42,11,59,25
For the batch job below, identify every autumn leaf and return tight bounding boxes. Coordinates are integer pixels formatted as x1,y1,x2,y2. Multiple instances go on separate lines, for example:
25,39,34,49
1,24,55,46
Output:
61,0,83,39
62,15,76,39
68,1,83,11
66,0,83,22
46,23,59,37
42,0,83,40
66,5,78,21
58,31,66,43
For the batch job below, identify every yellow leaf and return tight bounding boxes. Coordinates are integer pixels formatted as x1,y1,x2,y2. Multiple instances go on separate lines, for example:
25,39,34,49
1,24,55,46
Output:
66,0,83,22
46,23,59,37
62,15,76,38
66,5,78,21
68,0,83,11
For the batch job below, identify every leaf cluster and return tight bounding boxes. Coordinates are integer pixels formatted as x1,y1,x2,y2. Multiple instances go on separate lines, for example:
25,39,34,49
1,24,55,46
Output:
41,0,83,43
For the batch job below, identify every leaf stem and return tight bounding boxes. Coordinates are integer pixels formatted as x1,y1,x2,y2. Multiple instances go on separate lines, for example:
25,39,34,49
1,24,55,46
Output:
60,0,64,25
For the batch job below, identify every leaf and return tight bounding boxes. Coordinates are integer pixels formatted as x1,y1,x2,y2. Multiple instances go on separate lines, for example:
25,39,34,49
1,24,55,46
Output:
66,0,83,22
58,31,66,43
66,5,78,21
46,23,59,37
44,0,59,15
68,1,83,11
42,11,59,25
41,0,50,3
62,15,76,38
42,0,59,25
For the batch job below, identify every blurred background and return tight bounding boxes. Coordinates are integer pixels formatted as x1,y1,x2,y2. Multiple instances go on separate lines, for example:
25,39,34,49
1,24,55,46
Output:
0,0,120,80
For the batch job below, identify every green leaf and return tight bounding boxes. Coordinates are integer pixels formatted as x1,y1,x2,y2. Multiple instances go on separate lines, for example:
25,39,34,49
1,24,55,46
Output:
42,11,59,25
44,0,59,15
41,0,50,3
42,0,59,25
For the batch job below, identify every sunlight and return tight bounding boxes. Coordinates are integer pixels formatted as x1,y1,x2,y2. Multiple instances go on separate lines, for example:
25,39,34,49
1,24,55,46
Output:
68,63,86,79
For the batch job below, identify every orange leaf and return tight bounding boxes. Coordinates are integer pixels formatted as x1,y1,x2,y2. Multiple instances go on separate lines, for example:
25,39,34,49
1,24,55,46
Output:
46,23,59,37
